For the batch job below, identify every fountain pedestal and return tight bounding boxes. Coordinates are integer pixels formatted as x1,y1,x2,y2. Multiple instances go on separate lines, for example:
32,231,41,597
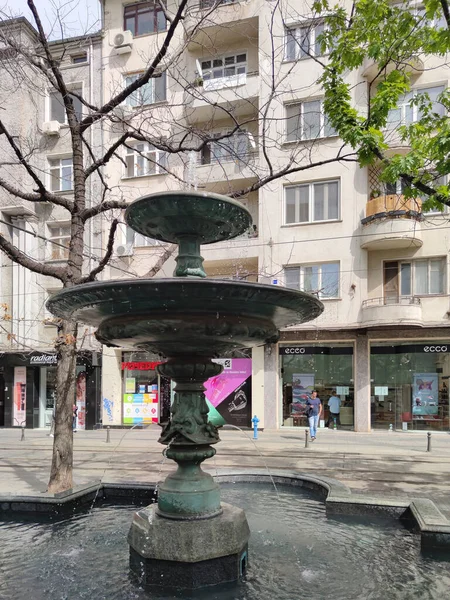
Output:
128,357,250,589
128,358,250,588
129,503,249,588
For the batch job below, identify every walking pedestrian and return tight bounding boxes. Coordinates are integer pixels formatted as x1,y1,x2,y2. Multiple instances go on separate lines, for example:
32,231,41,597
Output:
327,390,341,428
306,390,322,441
72,404,78,433
47,403,56,437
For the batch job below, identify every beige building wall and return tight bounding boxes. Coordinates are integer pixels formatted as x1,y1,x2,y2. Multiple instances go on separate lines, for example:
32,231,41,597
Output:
99,0,450,432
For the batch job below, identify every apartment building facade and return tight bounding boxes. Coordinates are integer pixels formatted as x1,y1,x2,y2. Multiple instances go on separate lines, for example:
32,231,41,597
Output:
0,19,103,429
96,0,450,433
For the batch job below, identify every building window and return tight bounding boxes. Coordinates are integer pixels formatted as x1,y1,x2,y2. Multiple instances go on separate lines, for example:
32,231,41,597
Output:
126,226,160,247
387,86,445,127
285,263,340,298
124,73,166,106
200,129,255,165
125,143,167,177
124,1,166,36
48,225,70,260
414,6,447,29
71,53,87,64
379,175,446,214
387,258,446,297
285,22,325,61
49,86,83,123
199,52,247,89
285,180,339,224
49,157,73,191
286,100,336,142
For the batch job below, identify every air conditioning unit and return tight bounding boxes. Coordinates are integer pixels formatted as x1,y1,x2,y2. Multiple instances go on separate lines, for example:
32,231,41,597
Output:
42,121,61,136
115,243,133,257
113,30,133,54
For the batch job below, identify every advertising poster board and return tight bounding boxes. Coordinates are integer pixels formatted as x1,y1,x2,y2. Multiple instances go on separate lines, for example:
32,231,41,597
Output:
412,373,439,418
205,359,252,427
13,366,27,426
125,378,136,394
291,373,315,415
123,388,159,424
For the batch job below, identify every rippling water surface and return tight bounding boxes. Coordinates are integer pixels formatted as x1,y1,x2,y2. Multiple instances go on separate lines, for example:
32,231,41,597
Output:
1,483,449,600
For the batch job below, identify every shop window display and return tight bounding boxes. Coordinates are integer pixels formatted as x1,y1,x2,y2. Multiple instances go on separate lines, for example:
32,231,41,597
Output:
370,342,450,431
280,344,354,428
121,351,171,425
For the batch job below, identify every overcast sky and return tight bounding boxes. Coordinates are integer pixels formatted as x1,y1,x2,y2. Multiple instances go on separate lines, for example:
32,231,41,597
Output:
2,0,101,38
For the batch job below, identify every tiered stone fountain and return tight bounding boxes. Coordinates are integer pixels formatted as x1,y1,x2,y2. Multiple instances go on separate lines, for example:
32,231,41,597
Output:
47,191,323,590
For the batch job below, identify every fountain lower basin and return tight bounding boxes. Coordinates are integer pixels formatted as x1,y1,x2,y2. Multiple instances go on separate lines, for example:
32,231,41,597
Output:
1,482,449,599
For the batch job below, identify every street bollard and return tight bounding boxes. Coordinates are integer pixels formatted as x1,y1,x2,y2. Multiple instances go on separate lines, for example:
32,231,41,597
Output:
20,426,25,442
305,429,309,448
106,426,111,443
427,432,431,452
251,415,260,440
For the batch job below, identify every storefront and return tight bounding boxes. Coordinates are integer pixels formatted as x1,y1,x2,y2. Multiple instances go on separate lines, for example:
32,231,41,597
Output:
370,342,450,431
120,352,171,426
118,353,253,428
280,343,354,429
0,351,101,429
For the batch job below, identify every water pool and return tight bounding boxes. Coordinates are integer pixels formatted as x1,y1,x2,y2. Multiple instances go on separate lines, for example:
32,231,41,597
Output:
1,483,448,600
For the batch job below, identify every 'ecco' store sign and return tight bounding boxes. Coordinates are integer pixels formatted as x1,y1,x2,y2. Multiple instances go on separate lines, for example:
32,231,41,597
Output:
29,354,58,365
423,345,448,353
279,346,353,356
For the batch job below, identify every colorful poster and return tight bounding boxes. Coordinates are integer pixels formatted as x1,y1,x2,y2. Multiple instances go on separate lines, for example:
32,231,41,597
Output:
125,378,136,393
123,391,159,424
205,359,252,427
13,366,26,426
412,373,439,418
75,370,86,430
291,374,315,415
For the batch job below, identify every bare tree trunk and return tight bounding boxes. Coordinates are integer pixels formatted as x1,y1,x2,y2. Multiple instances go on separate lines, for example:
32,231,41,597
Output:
47,319,78,493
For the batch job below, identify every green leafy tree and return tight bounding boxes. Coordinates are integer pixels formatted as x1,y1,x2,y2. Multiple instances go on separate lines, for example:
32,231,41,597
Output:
313,0,450,210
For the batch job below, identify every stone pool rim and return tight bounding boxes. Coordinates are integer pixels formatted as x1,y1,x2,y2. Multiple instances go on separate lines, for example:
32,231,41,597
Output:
1,470,449,550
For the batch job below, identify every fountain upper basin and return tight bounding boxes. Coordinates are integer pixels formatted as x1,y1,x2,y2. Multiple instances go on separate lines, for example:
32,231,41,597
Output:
47,278,323,357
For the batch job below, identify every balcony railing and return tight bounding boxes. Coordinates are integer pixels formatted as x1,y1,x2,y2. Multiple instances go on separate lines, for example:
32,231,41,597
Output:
362,296,421,308
199,149,258,168
362,194,422,224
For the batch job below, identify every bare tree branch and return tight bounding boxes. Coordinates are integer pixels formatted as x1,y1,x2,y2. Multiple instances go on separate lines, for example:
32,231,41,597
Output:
141,244,177,279
80,219,119,283
81,200,128,222
0,233,66,281
0,174,73,209
440,0,450,28
84,133,132,178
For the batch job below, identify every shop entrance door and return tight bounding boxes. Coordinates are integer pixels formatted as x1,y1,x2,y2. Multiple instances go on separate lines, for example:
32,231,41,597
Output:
0,374,5,426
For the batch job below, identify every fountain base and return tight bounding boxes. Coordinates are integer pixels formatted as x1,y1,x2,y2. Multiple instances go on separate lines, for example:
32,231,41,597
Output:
128,502,250,589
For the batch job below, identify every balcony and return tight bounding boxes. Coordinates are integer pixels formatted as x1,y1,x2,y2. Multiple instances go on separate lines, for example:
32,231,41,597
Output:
360,194,423,250
196,152,259,187
361,296,422,327
186,72,259,123
185,1,258,42
361,56,424,80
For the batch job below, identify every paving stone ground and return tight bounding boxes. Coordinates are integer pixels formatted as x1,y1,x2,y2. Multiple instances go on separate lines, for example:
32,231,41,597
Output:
0,426,449,518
